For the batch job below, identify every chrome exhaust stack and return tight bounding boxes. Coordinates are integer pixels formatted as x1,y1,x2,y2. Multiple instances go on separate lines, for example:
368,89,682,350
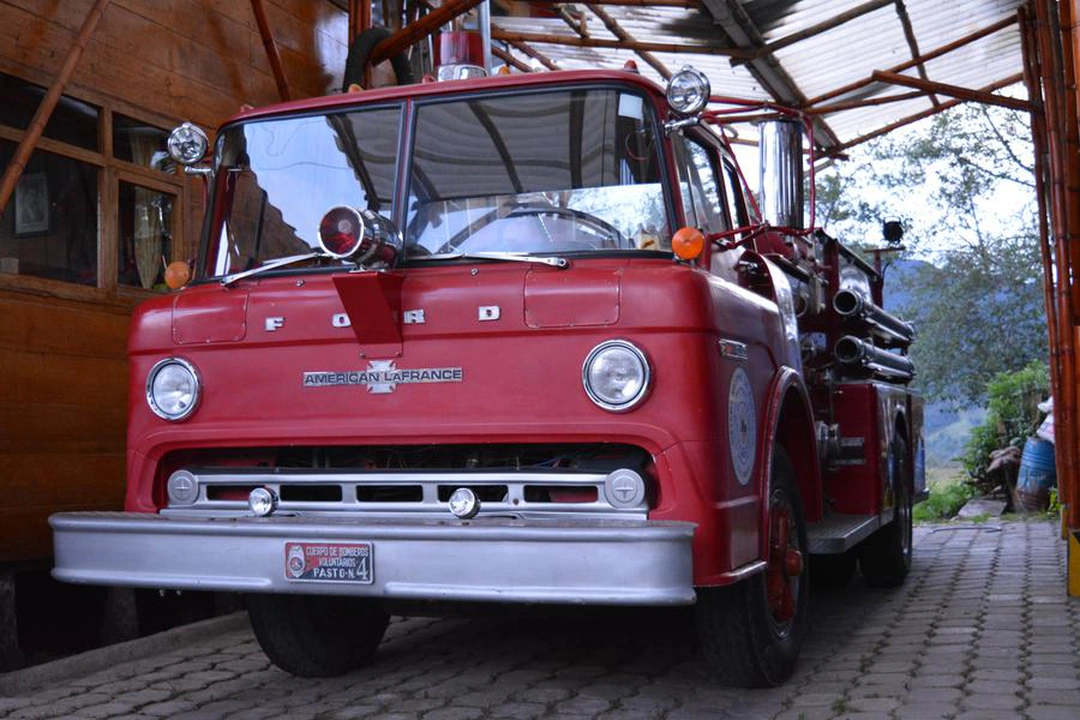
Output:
759,120,804,230
834,335,915,382
833,289,916,346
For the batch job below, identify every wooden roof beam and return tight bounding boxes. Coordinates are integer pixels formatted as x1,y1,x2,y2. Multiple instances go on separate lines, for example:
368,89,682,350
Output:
251,0,291,101
585,3,673,79
491,45,533,73
872,70,1032,112
739,0,895,61
504,37,560,70
489,29,756,58
804,88,928,115
827,72,1024,155
370,0,485,65
892,0,938,106
569,0,700,6
804,14,1017,108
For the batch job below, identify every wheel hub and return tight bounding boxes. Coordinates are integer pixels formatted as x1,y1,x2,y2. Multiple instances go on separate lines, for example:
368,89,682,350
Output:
767,494,803,626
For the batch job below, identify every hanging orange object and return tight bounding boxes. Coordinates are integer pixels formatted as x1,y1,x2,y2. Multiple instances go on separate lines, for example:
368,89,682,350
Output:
164,260,192,290
672,227,705,260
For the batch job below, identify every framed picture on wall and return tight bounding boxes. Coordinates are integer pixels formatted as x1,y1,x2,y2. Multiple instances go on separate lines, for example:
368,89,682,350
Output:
15,172,50,236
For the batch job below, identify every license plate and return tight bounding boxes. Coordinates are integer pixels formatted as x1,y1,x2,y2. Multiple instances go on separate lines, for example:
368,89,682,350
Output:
284,542,373,584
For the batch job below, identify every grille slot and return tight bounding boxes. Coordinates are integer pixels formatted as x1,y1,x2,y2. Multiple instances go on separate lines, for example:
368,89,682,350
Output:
357,485,423,503
437,485,508,503
280,485,342,502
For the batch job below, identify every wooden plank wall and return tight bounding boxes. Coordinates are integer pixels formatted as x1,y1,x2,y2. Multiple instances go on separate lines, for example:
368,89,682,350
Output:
0,0,350,562
0,0,349,128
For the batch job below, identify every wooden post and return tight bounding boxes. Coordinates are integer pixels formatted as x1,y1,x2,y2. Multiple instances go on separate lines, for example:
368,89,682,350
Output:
0,0,111,216
251,0,291,102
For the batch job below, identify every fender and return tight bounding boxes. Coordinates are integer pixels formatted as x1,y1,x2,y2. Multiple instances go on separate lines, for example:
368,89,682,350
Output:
755,366,822,559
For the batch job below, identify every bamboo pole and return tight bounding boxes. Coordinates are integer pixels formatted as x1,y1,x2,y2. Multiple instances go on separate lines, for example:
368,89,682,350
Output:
871,70,1033,112
369,0,484,65
0,0,111,216
1035,0,1079,529
1058,0,1080,530
251,0,291,102
1023,5,1064,495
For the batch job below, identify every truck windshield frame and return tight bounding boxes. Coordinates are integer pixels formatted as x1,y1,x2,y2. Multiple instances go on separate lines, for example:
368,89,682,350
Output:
403,86,672,260
202,103,404,280
197,82,675,282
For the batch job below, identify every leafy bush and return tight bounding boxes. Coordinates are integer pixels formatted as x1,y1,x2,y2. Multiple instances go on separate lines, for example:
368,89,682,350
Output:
914,480,975,522
961,360,1049,492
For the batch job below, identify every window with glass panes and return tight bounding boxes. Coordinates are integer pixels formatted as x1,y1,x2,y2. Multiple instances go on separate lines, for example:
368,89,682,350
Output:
0,71,187,292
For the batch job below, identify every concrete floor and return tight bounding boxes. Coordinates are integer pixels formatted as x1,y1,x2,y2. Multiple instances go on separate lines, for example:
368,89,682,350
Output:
0,519,1076,720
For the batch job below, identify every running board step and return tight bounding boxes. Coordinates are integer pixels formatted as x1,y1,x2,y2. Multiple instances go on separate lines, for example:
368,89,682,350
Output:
807,514,882,554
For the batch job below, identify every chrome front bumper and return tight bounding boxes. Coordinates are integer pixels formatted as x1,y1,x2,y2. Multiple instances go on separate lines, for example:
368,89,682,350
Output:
50,512,697,606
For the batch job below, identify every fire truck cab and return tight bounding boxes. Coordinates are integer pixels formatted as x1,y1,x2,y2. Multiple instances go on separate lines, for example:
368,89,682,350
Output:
50,65,923,687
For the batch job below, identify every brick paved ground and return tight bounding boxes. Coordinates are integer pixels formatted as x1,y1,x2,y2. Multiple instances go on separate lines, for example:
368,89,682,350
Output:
1,520,1077,720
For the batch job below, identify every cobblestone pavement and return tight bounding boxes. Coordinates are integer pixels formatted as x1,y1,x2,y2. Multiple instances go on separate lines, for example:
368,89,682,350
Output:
1,520,1077,720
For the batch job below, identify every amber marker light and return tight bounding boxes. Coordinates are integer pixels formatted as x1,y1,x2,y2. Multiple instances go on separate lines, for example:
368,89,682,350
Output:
672,226,705,261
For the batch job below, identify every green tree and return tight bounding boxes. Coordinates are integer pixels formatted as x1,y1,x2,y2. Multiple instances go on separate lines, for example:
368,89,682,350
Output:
816,101,1048,405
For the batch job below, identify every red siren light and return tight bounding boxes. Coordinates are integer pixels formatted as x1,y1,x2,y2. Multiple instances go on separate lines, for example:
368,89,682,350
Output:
318,206,364,258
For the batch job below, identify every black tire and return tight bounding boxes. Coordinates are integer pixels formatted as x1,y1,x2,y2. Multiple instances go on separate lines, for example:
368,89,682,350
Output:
342,27,414,91
246,594,389,677
696,447,809,687
810,551,857,589
859,433,913,588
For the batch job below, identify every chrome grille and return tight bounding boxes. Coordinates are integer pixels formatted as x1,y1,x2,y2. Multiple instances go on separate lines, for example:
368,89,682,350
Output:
161,468,648,521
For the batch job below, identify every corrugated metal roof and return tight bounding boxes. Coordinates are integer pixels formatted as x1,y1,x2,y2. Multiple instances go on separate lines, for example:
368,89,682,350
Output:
489,0,1026,152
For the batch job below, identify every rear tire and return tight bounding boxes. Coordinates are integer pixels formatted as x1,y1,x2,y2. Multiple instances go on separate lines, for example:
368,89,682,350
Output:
246,594,388,677
859,433,913,588
697,447,809,687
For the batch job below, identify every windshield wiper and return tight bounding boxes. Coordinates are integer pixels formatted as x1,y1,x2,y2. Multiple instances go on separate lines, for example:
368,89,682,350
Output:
219,251,326,287
423,251,569,269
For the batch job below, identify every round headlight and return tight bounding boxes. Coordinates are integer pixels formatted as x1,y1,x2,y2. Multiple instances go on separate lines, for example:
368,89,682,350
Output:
583,340,651,412
147,358,200,421
666,66,711,116
166,122,209,165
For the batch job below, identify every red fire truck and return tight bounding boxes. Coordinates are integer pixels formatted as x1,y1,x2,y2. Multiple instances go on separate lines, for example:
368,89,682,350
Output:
50,64,923,687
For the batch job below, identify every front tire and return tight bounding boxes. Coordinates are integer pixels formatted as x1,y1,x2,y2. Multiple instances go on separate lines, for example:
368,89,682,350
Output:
247,594,389,677
859,433,913,588
697,447,809,687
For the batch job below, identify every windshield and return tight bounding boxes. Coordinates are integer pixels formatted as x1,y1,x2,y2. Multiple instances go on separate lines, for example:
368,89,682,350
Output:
405,88,669,257
209,106,401,277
